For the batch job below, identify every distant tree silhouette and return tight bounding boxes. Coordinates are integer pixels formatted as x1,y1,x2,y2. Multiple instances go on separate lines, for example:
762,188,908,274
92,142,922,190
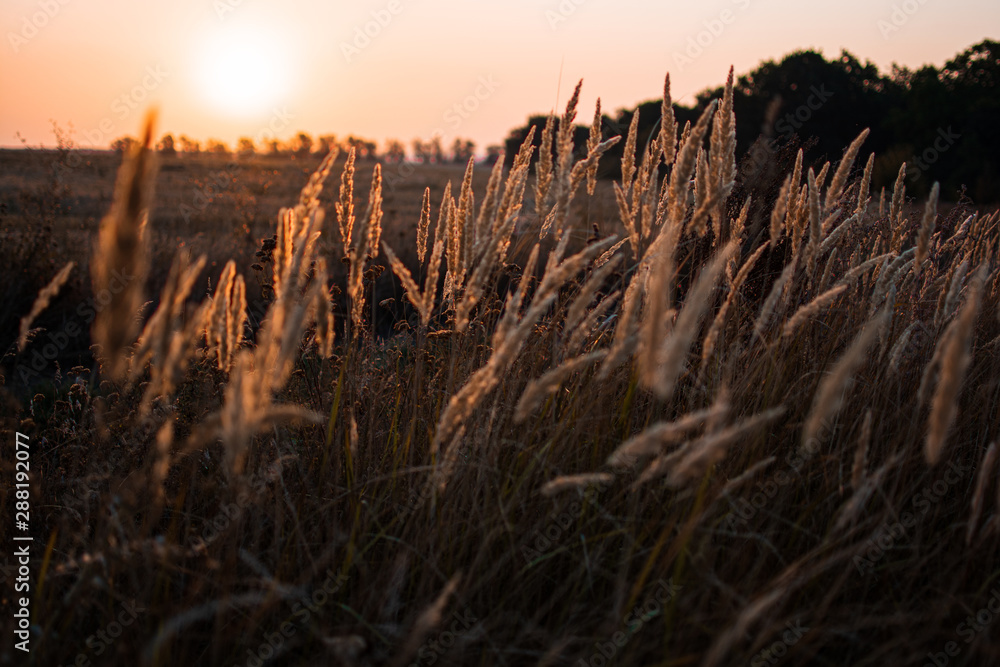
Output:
383,139,406,163
293,132,313,158
178,135,200,154
411,137,443,164
316,134,338,156
411,139,429,163
344,135,377,159
237,137,255,158
205,139,230,155
157,134,176,155
500,39,1000,202
110,136,137,154
451,138,475,164
485,144,503,166
428,137,443,164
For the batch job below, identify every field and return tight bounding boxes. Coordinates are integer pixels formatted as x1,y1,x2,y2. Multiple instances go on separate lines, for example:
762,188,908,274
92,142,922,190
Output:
2,75,1000,667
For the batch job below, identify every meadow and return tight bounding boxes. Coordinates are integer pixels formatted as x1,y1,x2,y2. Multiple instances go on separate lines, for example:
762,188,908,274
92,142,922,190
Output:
2,72,1000,666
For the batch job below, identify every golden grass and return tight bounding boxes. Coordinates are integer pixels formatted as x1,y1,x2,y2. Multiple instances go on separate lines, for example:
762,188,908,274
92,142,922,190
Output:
8,68,1000,667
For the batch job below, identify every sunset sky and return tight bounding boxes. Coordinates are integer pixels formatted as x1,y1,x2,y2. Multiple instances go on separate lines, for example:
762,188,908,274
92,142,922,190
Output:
1,0,996,153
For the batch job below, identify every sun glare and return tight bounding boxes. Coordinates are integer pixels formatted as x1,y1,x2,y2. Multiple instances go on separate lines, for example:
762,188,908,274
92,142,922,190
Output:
192,24,295,118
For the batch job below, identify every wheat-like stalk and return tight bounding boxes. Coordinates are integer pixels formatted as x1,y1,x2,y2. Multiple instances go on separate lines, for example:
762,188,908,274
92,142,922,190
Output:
644,241,736,399
852,410,872,489
473,156,505,259
691,148,710,237
784,149,804,232
562,255,622,341
456,157,476,280
825,128,869,212
336,147,356,254
702,241,769,372
887,320,921,376
565,288,620,356
585,97,602,195
539,473,613,496
204,260,247,372
347,163,384,332
855,152,874,220
888,163,907,251
769,175,792,247
514,350,606,423
389,574,462,667
131,251,207,414
606,405,723,468
660,73,677,167
597,261,645,379
925,264,985,465
18,261,75,351
967,441,998,545
535,113,556,224
621,109,639,195
753,254,799,341
453,133,542,333
806,168,822,274
309,256,335,358
914,182,939,277
708,67,736,240
434,234,615,455
416,187,431,263
92,113,156,380
664,100,719,232
541,79,584,238
938,258,970,326
800,303,889,455
666,406,786,487
782,284,848,338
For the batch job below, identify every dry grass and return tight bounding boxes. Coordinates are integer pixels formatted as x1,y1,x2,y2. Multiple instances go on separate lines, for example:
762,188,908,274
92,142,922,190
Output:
3,69,1000,667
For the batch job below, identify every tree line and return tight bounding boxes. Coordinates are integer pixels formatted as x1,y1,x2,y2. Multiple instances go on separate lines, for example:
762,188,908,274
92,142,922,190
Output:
111,132,503,166
504,39,999,203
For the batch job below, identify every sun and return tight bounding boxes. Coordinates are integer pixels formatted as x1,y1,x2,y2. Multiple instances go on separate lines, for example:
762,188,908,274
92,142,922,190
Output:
192,24,295,118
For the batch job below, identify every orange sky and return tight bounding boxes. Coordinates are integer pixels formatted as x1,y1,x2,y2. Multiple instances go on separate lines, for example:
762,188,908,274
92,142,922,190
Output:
1,0,996,152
